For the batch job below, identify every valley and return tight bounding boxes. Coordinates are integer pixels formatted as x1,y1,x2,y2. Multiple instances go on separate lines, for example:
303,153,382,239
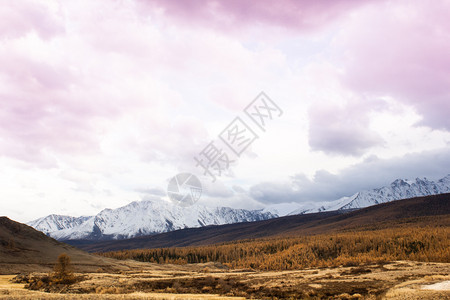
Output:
1,193,449,299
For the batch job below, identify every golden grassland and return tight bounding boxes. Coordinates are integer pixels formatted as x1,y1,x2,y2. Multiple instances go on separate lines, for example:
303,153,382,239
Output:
3,261,449,299
98,226,450,270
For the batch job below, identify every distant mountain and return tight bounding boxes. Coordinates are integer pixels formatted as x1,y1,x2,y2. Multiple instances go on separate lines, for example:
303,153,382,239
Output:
28,200,276,241
68,193,450,253
29,174,450,241
288,174,450,215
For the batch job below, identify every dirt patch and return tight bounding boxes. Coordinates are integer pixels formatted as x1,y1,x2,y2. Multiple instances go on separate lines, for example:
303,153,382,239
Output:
340,267,372,276
422,280,450,291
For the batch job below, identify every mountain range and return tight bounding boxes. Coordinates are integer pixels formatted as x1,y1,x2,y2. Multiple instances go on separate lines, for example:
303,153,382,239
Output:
70,193,450,252
288,175,450,214
28,200,276,240
28,174,450,241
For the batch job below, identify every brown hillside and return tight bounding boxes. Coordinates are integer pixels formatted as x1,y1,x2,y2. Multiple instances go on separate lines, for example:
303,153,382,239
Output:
0,217,142,274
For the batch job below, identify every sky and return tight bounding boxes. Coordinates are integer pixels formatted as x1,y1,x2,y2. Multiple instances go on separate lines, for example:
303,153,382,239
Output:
1,0,450,222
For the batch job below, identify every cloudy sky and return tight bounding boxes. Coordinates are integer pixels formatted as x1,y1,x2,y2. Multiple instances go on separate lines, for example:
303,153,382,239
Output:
1,0,450,222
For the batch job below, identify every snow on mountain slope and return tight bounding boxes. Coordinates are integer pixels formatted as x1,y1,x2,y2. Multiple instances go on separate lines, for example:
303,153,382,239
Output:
27,214,92,236
28,199,277,241
289,174,450,215
29,174,450,240
262,203,303,216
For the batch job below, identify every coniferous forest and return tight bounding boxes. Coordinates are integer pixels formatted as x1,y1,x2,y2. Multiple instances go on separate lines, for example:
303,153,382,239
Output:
99,226,450,270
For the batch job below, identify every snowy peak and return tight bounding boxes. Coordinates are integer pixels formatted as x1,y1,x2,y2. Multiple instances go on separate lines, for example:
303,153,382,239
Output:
290,174,450,215
27,214,91,236
28,174,450,240
28,200,277,241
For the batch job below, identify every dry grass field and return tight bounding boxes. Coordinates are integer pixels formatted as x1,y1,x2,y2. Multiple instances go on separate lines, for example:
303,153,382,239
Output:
1,260,449,299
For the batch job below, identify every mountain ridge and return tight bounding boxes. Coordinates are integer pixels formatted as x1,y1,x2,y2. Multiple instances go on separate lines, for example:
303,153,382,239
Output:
68,193,450,253
28,200,276,241
28,174,450,241
288,174,450,215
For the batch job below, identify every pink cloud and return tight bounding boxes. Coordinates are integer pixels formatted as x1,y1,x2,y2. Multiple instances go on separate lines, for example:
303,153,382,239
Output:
137,0,373,33
308,99,384,156
0,1,212,168
337,0,450,130
0,1,63,39
0,52,121,164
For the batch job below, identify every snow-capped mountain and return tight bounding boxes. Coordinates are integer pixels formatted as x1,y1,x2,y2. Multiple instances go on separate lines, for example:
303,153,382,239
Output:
28,200,277,241
29,175,450,240
289,174,450,215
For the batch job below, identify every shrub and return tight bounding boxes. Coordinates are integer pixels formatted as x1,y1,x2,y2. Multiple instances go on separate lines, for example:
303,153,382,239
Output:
52,253,77,284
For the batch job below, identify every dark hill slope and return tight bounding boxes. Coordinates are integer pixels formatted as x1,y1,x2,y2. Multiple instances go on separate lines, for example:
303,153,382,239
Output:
0,217,141,274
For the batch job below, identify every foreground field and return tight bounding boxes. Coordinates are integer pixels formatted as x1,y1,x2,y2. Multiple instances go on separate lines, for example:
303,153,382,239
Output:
1,261,449,299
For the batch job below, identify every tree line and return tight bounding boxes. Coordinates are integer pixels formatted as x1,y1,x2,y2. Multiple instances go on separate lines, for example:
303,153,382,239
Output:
98,226,449,270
